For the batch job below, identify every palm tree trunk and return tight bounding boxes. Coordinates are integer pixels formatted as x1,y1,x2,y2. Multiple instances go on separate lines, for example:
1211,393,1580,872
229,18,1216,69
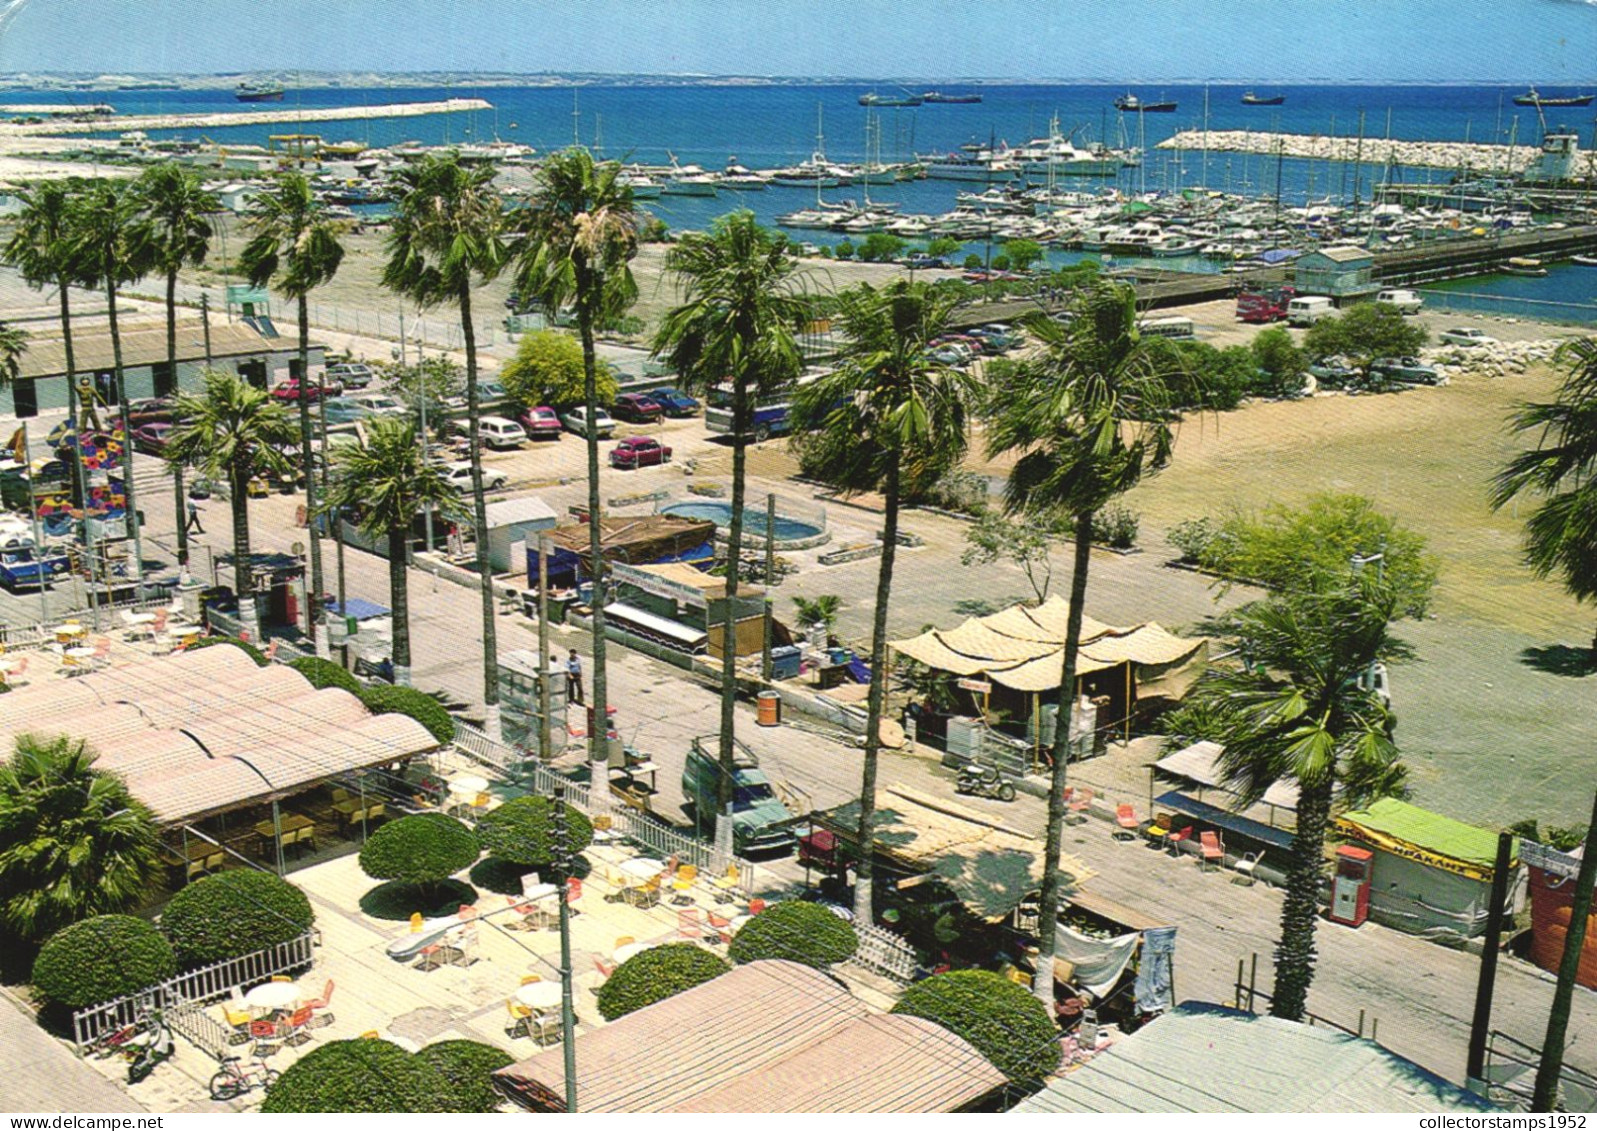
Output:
229,462,253,629
59,280,95,607
1273,772,1333,1021
166,269,188,570
853,459,900,923
718,379,751,815
105,277,145,596
460,284,500,731
1032,508,1094,1007
388,525,412,687
579,310,607,765
298,292,325,656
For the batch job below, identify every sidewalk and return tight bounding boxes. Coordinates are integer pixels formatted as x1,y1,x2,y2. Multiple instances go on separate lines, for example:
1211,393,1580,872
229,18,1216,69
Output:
0,991,144,1114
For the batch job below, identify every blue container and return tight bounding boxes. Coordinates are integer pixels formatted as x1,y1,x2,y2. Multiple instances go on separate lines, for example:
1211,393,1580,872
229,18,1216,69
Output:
578,581,594,605
770,645,802,681
826,647,851,665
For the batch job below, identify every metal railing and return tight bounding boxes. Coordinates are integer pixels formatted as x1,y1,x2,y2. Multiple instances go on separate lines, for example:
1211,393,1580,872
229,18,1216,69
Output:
1483,1030,1597,1113
1416,287,1597,326
849,921,920,984
167,1000,234,1063
1233,952,1379,1043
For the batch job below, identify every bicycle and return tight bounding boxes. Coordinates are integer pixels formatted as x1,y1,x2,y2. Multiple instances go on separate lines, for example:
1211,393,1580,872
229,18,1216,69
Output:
208,1056,279,1101
88,1015,150,1059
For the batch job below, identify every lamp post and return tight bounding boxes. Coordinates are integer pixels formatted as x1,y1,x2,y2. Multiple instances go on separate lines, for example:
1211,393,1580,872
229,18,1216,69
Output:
552,784,578,1113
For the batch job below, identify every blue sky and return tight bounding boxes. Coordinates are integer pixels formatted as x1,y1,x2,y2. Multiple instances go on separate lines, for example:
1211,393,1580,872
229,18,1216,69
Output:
0,0,1592,81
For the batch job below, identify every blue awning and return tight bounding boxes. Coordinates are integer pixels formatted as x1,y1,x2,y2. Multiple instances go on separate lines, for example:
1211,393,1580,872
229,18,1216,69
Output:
1154,790,1295,851
326,597,390,621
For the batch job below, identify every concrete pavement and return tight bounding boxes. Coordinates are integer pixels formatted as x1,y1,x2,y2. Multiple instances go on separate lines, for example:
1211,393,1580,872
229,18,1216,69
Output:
0,991,144,1114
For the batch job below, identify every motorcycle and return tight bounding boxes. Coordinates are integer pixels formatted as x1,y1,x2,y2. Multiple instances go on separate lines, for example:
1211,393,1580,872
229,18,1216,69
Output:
955,762,1016,802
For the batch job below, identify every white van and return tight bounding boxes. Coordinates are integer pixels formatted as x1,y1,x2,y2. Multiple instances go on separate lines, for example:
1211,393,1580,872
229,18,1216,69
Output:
1136,315,1196,340
478,415,528,450
1287,296,1335,326
1376,289,1423,314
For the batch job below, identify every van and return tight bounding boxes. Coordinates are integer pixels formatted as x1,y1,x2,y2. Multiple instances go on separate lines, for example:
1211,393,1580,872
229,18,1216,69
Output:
1136,315,1196,340
1287,296,1335,326
478,415,528,450
1376,289,1423,315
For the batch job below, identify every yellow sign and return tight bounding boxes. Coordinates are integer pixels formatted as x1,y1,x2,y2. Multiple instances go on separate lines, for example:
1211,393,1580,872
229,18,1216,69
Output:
1333,818,1503,882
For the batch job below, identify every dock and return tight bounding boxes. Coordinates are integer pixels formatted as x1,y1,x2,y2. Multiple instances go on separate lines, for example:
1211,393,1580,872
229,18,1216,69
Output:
0,98,493,136
0,103,115,118
1159,129,1542,173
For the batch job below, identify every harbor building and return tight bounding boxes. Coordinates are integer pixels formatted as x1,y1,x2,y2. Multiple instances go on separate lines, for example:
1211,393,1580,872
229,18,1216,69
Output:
1292,245,1378,300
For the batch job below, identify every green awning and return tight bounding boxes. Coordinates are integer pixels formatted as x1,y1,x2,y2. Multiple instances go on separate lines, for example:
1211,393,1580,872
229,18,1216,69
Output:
1334,798,1513,881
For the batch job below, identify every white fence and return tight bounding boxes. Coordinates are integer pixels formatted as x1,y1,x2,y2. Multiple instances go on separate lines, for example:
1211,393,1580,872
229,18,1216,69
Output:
848,921,920,984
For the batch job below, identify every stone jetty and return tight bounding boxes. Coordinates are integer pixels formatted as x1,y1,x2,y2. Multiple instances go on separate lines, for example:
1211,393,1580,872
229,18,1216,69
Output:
1159,129,1540,173
0,98,493,137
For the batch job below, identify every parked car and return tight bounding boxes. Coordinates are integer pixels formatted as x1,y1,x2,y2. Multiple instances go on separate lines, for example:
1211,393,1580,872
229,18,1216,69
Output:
611,392,665,424
346,392,407,418
324,362,376,389
682,735,796,855
1369,356,1443,385
442,461,508,492
271,375,338,402
560,406,616,438
518,405,563,440
647,387,701,417
321,397,366,426
609,436,672,470
0,535,69,591
1376,289,1424,315
131,422,173,454
1308,357,1363,385
126,396,176,425
1438,326,1498,347
478,415,528,450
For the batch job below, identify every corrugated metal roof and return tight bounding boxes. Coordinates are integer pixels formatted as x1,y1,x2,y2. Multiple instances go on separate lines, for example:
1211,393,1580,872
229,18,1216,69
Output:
1302,245,1374,264
484,496,558,527
1011,1004,1493,1113
15,321,310,380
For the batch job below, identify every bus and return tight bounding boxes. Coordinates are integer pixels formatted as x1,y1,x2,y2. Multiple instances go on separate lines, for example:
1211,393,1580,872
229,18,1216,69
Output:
1135,315,1196,340
703,371,831,441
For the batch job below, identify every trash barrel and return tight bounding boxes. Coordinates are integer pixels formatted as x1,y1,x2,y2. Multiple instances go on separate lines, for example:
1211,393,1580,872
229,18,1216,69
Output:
756,690,781,727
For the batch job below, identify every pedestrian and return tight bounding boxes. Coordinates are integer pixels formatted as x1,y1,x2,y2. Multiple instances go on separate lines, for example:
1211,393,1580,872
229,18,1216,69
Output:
566,648,584,705
185,499,204,534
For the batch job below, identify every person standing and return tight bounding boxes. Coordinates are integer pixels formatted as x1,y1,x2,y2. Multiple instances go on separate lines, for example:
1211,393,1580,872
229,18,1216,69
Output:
566,648,584,705
185,499,204,534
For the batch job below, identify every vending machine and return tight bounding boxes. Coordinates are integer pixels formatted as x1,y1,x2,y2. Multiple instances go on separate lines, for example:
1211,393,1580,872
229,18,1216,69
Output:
1329,845,1374,927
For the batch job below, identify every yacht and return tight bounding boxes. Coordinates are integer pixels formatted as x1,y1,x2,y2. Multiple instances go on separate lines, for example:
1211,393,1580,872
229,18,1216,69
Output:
721,160,770,190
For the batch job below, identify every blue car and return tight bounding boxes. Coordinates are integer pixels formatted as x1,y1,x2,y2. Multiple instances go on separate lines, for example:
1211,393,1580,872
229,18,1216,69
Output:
0,537,69,591
648,387,701,417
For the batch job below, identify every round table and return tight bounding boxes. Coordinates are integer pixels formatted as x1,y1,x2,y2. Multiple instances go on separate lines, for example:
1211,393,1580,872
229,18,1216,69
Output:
612,941,658,965
448,774,489,797
243,981,300,1014
53,624,86,645
514,981,563,1012
618,857,666,884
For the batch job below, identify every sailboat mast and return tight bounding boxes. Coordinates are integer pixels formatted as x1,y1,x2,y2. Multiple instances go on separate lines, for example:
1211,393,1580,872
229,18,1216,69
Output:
1202,82,1210,191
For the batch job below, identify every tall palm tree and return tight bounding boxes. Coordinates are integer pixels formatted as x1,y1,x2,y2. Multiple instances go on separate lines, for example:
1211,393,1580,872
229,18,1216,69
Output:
0,733,160,942
135,165,219,578
515,147,640,765
651,211,804,815
1188,579,1406,1021
1491,337,1597,655
983,278,1189,1003
383,154,507,730
237,173,345,655
71,180,154,594
792,280,977,922
163,370,297,638
0,321,26,382
323,417,460,687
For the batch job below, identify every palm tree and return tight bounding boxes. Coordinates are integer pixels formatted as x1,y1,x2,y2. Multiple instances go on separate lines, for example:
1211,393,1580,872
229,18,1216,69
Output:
135,165,219,578
1491,337,1597,655
323,417,460,687
0,733,160,942
237,173,345,655
0,321,26,383
1188,579,1406,1021
792,280,978,922
163,370,297,638
71,180,154,594
383,154,507,730
652,211,804,813
791,594,841,642
514,147,640,764
983,278,1190,1003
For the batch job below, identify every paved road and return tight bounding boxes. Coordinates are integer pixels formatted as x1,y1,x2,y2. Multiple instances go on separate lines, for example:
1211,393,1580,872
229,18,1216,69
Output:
0,991,144,1114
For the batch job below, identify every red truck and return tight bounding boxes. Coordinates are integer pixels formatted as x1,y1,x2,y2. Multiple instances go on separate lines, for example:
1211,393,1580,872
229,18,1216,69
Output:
1235,286,1296,324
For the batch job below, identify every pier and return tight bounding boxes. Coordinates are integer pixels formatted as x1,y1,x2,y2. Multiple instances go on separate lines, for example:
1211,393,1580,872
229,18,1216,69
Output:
1159,129,1542,174
0,98,493,136
0,103,115,118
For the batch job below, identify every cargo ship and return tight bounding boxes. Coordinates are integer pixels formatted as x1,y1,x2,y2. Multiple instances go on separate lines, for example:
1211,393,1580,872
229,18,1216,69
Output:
235,81,286,103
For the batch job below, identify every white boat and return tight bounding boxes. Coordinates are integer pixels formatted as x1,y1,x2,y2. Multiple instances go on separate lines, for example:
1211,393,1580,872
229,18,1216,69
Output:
721,160,770,190
661,159,719,196
618,172,662,199
1012,118,1123,177
1570,254,1597,266
1502,256,1547,277
955,186,1029,213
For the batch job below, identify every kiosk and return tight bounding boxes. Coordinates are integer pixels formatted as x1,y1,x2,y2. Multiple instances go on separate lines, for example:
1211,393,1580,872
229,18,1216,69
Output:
1329,845,1373,927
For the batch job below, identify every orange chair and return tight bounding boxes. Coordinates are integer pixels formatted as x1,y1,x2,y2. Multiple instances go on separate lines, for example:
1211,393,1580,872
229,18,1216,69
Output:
677,907,703,941
614,935,635,949
520,974,542,985
249,1019,281,1057
1114,803,1141,841
284,1005,315,1047
1200,830,1225,872
1068,787,1094,824
305,979,335,1027
592,956,616,981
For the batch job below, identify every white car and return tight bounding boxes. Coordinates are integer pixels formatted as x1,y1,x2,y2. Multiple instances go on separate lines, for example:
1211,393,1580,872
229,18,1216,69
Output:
442,461,508,492
325,362,376,389
478,415,528,449
560,406,617,438
347,392,408,417
1438,327,1498,348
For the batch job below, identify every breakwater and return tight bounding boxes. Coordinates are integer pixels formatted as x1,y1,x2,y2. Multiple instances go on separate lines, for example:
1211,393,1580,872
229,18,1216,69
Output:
0,98,493,136
1159,129,1540,173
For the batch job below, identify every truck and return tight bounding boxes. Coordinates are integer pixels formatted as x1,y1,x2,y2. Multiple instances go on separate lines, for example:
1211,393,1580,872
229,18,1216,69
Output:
681,735,798,855
1287,295,1335,326
1235,285,1296,323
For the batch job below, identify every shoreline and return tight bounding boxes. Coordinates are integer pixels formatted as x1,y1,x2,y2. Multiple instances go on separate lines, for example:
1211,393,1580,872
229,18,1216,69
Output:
0,98,493,137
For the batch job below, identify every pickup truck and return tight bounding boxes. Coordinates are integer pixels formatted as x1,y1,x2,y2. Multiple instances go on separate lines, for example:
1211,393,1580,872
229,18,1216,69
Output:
0,535,69,591
681,735,797,855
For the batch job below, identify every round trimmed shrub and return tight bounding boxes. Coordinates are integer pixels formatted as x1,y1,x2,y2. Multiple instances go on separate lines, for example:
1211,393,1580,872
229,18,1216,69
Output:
358,813,478,891
261,1038,456,1113
360,685,455,744
185,635,268,665
474,796,592,869
161,870,315,965
597,942,729,1021
891,969,1062,1082
290,655,361,694
32,915,176,1009
727,901,858,969
415,1039,513,1113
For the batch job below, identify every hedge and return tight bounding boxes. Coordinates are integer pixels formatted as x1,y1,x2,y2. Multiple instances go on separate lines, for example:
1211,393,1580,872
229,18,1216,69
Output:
359,685,456,744
474,796,592,869
161,870,315,966
261,1038,458,1113
289,656,362,694
727,901,858,969
415,1040,513,1113
358,813,478,888
184,635,268,666
596,942,729,1021
891,969,1062,1082
31,915,176,1009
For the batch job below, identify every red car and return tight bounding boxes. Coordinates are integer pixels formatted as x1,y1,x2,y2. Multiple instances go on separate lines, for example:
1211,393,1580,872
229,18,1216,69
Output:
612,392,665,424
609,436,672,469
271,375,340,402
518,405,563,440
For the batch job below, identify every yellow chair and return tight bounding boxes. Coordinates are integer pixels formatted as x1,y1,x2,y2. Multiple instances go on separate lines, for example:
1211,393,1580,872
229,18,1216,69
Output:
672,864,698,906
271,975,291,983
520,974,541,985
222,1002,253,1031
506,1001,533,1040
360,1030,380,1040
614,936,634,949
713,863,741,904
592,814,613,832
409,912,424,932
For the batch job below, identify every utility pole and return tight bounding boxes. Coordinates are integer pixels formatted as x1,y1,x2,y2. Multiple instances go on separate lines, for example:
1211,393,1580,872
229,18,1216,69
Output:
552,784,579,1113
537,535,552,763
1466,831,1516,1088
1353,110,1367,208
1532,788,1597,1113
761,493,775,682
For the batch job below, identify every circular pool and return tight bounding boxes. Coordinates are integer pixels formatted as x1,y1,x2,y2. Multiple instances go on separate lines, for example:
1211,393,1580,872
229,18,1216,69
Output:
663,501,827,549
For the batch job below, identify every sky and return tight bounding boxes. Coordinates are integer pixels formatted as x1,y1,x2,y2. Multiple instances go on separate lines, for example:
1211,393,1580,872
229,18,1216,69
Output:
0,0,1592,82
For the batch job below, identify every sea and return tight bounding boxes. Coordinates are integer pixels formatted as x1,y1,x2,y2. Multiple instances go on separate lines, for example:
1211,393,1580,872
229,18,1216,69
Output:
19,80,1597,317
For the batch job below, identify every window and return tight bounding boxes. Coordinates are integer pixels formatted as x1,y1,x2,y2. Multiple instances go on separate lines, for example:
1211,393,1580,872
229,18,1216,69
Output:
733,782,775,810
238,360,267,390
152,361,176,398
11,378,37,418
94,369,118,406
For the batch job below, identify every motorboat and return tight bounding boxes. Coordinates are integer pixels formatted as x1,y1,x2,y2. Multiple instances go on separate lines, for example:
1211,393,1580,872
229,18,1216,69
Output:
661,160,719,196
922,91,982,104
859,92,923,107
618,172,662,199
235,80,285,103
721,160,770,190
1502,256,1548,276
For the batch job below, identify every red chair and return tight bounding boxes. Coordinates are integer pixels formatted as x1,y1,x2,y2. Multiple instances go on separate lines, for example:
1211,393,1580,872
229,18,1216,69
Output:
592,956,615,981
1200,830,1226,872
1114,803,1141,841
249,1018,281,1057
306,979,335,1027
1068,787,1094,824
284,1005,315,1046
1167,825,1194,858
677,907,703,941
566,877,582,910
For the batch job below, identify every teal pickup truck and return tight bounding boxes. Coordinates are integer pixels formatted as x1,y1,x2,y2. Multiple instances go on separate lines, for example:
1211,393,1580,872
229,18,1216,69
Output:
681,735,797,856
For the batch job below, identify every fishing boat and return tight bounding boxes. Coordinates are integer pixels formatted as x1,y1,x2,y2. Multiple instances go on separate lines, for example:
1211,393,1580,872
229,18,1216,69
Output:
234,80,285,103
1502,256,1548,276
1513,87,1594,108
859,92,923,107
1240,91,1285,106
1571,254,1597,266
1115,93,1177,113
922,91,982,104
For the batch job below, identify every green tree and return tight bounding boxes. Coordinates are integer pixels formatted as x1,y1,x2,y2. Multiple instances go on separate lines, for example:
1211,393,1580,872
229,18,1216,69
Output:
596,942,729,1020
358,813,478,901
857,232,906,263
164,370,297,638
0,322,27,387
415,1040,512,1114
983,279,1190,1004
1491,338,1597,654
382,355,464,433
1302,302,1428,366
359,685,457,743
135,165,219,574
1003,238,1045,273
790,594,841,640
652,211,806,812
793,281,978,921
1187,579,1407,1021
1251,326,1308,397
473,795,592,869
383,154,508,728
0,735,160,941
834,239,855,260
960,508,1064,603
499,329,615,409
262,1038,458,1113
891,970,1061,1082
324,416,461,685
727,900,858,967
237,173,346,653
513,147,639,763
925,236,962,259
289,655,361,694
161,870,314,965
31,915,174,1009
962,253,982,270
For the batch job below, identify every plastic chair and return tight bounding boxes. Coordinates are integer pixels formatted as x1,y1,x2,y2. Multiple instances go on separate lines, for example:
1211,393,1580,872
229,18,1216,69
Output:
671,864,698,905
284,1005,315,1047
1234,851,1264,887
614,936,635,949
1199,830,1225,871
305,979,335,1027
677,907,704,941
506,1001,533,1039
1167,825,1194,858
1114,803,1141,841
1144,812,1173,848
520,974,542,985
1068,787,1095,824
271,975,291,983
249,1019,281,1058
592,956,615,981
713,864,741,904
409,911,424,933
